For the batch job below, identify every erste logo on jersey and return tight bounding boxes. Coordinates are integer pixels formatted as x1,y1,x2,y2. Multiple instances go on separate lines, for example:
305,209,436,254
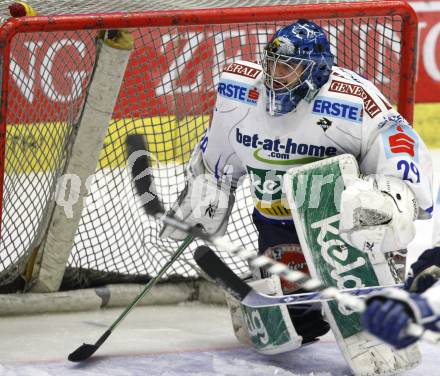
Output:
328,79,389,118
222,62,262,79
218,79,259,106
236,128,337,164
312,96,363,123
382,120,419,162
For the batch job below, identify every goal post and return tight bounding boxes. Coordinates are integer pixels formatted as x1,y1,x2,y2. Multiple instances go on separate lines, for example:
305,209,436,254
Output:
0,1,418,312
30,30,134,292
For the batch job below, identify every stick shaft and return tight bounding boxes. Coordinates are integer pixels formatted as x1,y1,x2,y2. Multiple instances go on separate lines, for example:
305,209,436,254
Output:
243,284,402,308
109,234,193,331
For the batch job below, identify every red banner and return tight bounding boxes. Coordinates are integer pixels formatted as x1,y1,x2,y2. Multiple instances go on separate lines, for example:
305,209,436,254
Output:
410,1,440,102
3,7,439,125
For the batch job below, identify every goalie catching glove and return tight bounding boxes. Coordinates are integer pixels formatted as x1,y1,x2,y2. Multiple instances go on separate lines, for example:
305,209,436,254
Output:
160,145,236,240
339,174,418,253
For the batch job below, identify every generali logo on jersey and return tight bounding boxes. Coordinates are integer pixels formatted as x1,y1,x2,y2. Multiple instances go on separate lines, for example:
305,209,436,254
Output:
328,80,384,118
223,62,262,79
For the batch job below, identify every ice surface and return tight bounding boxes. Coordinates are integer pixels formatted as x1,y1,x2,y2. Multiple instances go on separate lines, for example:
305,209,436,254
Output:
0,311,438,376
0,291,438,375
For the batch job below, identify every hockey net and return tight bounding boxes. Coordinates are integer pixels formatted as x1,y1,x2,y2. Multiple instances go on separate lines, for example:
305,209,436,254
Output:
0,1,417,307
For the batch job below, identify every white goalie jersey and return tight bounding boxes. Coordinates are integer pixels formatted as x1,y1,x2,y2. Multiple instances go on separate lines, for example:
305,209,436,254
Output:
200,60,433,224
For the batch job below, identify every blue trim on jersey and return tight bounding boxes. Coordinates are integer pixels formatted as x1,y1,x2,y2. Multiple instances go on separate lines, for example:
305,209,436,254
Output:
425,206,433,214
253,209,294,225
214,157,221,179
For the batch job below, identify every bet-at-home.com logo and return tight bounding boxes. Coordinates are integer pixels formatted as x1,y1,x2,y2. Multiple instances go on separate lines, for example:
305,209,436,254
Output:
235,128,337,165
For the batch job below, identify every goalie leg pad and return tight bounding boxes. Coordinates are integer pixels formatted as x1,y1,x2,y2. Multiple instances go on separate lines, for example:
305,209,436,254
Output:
225,275,303,354
283,154,421,376
249,218,331,344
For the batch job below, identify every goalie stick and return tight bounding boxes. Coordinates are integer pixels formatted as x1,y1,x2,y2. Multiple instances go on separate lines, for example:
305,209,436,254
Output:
68,134,194,362
193,245,402,307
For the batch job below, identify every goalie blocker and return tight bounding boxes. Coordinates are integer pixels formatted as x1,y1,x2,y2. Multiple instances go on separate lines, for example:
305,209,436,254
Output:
160,144,236,240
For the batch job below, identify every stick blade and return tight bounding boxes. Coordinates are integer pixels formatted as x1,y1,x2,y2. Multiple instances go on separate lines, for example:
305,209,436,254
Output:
68,329,111,362
194,246,251,301
68,343,99,362
126,134,165,216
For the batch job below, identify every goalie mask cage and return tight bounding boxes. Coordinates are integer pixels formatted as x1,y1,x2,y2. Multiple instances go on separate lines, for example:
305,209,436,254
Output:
0,0,417,311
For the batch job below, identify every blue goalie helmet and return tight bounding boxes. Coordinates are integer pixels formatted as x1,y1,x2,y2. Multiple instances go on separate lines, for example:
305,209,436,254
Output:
262,19,334,116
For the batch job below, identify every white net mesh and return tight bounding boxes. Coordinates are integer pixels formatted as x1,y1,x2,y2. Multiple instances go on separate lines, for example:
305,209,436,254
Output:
0,1,411,291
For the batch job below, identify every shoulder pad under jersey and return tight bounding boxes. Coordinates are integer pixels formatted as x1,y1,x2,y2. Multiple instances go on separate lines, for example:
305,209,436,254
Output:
221,60,263,82
323,66,393,120
217,60,263,107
